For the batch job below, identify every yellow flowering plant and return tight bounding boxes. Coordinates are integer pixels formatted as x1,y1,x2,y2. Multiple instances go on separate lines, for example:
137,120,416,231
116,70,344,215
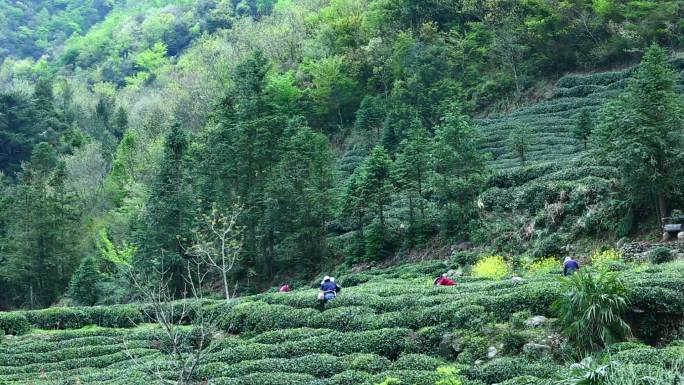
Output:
472,255,512,280
527,256,560,275
590,248,622,271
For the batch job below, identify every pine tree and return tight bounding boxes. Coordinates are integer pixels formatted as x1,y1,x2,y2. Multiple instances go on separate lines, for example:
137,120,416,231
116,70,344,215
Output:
0,91,39,175
595,44,684,224
32,79,67,146
354,95,385,143
68,257,100,306
357,146,394,259
342,169,367,261
394,118,432,247
112,106,129,140
432,105,486,239
139,122,193,284
262,118,334,273
4,143,79,307
199,51,287,276
508,125,532,165
572,110,593,150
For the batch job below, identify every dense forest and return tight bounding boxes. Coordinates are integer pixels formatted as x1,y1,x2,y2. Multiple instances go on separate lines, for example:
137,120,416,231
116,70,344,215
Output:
1,0,684,310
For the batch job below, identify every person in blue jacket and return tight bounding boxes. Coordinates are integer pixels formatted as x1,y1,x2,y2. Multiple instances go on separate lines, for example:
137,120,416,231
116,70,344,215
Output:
563,257,580,276
318,276,341,301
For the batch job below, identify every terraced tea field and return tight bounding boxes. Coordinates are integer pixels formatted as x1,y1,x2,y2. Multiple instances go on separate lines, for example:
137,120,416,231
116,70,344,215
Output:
475,55,684,171
1,259,683,385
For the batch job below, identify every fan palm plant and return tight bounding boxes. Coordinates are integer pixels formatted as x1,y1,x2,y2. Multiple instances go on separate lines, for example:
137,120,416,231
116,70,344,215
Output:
552,269,631,355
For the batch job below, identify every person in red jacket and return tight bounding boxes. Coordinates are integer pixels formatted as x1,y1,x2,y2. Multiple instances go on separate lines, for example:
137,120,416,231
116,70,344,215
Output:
433,274,457,286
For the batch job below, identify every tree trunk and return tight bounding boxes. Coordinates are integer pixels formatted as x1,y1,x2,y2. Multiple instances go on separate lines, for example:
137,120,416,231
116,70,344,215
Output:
222,269,230,302
658,193,668,226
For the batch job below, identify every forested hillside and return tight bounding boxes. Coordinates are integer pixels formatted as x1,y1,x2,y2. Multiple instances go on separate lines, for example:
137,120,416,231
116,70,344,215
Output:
1,0,683,310
1,2,684,385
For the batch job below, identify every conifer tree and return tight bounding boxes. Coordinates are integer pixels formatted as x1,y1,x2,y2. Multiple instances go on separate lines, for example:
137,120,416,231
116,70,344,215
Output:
199,50,288,275
595,44,684,224
432,105,486,238
356,146,394,259
4,143,79,307
508,125,532,165
394,118,432,246
572,110,593,150
139,122,193,284
265,117,333,273
68,257,100,306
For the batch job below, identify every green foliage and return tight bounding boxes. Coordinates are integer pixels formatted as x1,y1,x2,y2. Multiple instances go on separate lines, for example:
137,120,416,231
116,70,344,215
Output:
68,257,101,306
96,229,135,270
0,313,30,335
553,270,631,354
571,110,593,150
469,357,558,384
508,126,533,166
527,257,560,276
435,366,463,385
589,249,623,272
594,44,684,223
649,247,674,264
431,106,486,238
0,261,682,384
2,142,80,307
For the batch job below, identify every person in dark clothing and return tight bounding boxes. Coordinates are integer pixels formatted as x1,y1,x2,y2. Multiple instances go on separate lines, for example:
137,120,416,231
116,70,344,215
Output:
318,276,341,301
433,274,457,286
563,257,580,276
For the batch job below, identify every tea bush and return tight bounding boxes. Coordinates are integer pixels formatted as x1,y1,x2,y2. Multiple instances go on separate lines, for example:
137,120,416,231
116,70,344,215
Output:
649,247,674,264
1,255,684,385
468,357,558,383
390,354,445,371
0,313,30,335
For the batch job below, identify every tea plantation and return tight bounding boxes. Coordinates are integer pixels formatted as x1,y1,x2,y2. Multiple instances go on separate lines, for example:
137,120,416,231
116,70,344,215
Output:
1,256,683,385
474,61,684,254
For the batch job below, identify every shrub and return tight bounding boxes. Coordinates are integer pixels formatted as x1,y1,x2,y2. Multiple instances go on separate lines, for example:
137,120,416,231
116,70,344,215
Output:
210,372,318,385
221,301,316,333
499,375,549,385
526,257,559,276
435,366,464,385
649,247,674,264
472,256,511,280
371,370,440,385
339,354,391,373
509,311,531,329
325,370,374,385
0,312,30,335
90,305,145,328
24,307,91,329
310,306,377,331
468,357,557,383
390,354,444,371
251,328,333,344
590,248,622,271
452,251,480,267
601,361,684,385
501,329,527,354
552,270,631,353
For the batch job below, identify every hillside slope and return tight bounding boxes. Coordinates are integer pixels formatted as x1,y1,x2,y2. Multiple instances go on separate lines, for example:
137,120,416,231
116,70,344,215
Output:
1,256,683,385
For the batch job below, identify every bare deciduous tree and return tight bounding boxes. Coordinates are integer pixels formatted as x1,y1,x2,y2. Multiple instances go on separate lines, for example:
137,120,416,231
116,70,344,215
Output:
125,259,219,385
182,203,244,302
